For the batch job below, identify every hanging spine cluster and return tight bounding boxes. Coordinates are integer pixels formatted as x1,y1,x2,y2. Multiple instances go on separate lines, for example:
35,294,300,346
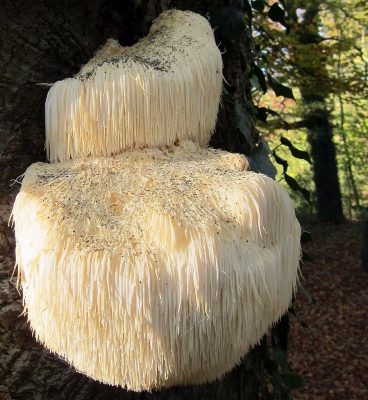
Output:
11,143,300,390
45,10,223,162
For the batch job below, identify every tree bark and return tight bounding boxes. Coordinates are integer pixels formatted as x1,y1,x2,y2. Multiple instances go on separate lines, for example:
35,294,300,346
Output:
0,1,268,399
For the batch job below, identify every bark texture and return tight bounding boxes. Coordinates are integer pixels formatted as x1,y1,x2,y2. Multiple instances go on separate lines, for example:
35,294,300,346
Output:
0,1,263,399
0,0,155,190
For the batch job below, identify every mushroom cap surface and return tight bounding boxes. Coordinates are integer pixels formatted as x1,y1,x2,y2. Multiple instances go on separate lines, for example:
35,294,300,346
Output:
12,141,300,391
45,10,223,162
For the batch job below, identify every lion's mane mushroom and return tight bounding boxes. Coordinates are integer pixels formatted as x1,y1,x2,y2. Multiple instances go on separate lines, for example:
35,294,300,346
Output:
12,141,300,390
45,10,222,162
11,8,301,392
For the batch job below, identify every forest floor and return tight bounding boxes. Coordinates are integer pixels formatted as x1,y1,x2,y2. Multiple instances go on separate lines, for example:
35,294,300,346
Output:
289,221,368,400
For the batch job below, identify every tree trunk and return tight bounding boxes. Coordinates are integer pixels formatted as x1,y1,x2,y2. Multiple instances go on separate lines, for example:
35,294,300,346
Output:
306,106,345,223
0,1,270,399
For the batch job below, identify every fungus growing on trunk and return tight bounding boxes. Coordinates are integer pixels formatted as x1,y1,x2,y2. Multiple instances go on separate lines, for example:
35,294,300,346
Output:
45,10,222,162
12,9,301,392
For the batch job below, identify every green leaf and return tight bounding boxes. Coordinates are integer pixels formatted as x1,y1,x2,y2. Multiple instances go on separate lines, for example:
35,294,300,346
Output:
284,173,311,203
251,0,266,12
251,65,267,92
248,138,277,178
255,106,282,122
250,74,261,90
281,136,312,164
242,0,253,21
273,151,288,173
267,3,289,32
274,148,311,203
255,106,268,122
265,107,282,118
268,74,295,99
209,5,245,42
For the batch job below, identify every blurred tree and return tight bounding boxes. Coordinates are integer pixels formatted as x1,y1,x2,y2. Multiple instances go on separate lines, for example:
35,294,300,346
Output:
288,1,344,222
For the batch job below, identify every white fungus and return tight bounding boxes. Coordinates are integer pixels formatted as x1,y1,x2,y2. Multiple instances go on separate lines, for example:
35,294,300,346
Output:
12,9,301,392
12,141,300,390
45,10,222,162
